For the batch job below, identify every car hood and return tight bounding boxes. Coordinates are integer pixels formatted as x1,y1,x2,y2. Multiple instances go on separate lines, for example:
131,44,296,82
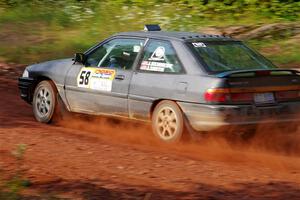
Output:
25,58,75,85
27,58,73,71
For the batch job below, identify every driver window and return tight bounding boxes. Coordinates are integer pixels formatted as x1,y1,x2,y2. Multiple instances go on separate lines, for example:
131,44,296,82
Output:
85,42,112,67
86,38,144,70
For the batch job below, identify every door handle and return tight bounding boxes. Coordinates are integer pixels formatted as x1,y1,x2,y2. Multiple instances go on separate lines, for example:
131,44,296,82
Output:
115,74,125,80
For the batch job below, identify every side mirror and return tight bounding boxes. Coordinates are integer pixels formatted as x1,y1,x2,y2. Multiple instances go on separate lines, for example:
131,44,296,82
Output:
73,53,86,64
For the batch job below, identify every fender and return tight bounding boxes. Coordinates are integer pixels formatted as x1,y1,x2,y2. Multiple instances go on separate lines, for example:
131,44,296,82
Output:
26,58,74,110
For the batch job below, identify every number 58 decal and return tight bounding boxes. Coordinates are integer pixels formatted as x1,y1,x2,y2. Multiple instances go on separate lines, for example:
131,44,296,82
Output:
77,67,116,91
77,68,92,88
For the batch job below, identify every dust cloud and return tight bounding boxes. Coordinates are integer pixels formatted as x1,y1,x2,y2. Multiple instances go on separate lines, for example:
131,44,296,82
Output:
55,111,300,172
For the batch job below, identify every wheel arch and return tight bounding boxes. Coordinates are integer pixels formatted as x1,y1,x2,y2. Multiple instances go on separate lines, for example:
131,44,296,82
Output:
150,99,163,118
31,76,71,122
31,76,69,110
32,76,54,95
150,99,184,118
150,99,189,142
150,99,194,133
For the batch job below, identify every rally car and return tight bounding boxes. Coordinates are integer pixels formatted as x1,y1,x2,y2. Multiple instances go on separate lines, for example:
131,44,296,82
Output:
19,25,300,142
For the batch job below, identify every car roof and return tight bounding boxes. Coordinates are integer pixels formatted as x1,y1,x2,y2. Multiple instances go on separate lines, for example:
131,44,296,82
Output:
114,31,237,42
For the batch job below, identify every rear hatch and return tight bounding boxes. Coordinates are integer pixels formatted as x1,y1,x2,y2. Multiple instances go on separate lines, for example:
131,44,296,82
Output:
187,40,300,105
204,69,300,105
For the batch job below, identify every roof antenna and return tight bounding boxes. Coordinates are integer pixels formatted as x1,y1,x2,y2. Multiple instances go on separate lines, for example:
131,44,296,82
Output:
144,24,161,31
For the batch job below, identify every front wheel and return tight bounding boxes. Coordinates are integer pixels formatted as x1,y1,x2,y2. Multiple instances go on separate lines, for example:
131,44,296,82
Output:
32,80,57,123
152,101,185,143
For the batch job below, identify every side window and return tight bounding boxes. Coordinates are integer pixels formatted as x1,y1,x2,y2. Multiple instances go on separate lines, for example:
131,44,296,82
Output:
139,40,183,73
85,42,112,67
86,38,144,70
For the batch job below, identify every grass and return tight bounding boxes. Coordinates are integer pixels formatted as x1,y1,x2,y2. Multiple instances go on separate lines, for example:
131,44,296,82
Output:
0,2,299,67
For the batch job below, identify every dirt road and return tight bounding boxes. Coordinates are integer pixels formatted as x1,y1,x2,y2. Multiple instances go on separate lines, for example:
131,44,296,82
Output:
0,65,300,199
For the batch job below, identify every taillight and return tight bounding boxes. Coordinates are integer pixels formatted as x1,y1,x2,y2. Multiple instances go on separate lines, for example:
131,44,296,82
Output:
205,87,300,104
275,90,300,101
204,88,230,103
204,88,254,103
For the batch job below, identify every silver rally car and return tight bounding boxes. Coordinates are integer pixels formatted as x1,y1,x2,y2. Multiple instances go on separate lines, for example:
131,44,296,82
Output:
19,25,300,142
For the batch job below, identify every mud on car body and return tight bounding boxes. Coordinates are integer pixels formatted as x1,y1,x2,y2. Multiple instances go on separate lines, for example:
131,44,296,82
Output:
19,25,300,142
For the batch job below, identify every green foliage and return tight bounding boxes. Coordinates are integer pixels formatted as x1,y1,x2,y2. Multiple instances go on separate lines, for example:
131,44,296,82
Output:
0,144,30,200
0,145,64,199
0,0,299,65
248,38,300,65
0,0,299,26
1,0,299,30
11,144,26,161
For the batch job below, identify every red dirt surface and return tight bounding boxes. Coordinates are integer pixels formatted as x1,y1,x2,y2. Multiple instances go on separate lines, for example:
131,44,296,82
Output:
0,65,300,199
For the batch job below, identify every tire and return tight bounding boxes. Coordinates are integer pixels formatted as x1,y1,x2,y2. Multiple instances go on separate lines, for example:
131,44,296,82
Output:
152,100,185,143
32,80,57,123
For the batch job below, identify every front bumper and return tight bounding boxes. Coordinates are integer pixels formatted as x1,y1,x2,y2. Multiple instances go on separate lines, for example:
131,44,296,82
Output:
18,77,35,103
178,101,300,132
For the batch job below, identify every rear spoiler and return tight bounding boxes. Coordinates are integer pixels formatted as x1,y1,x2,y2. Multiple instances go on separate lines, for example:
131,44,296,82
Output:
216,69,300,78
293,68,300,72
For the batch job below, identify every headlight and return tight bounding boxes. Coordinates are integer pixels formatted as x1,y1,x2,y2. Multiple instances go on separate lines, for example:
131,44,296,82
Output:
22,69,29,78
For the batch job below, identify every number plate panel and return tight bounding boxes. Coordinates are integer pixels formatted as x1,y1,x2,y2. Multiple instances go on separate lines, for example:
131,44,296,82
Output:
254,92,275,104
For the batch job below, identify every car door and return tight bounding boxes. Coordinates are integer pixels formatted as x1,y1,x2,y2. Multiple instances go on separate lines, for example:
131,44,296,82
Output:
129,39,186,120
64,37,145,117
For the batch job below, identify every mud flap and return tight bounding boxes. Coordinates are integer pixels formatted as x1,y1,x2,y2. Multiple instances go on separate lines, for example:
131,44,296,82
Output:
52,94,72,123
183,114,208,142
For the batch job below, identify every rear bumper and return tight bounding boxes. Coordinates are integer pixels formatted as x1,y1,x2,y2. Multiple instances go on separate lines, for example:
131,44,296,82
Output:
18,77,35,103
178,101,300,131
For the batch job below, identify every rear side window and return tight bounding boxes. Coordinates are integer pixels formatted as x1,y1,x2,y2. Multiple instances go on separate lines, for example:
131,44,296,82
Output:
138,40,183,73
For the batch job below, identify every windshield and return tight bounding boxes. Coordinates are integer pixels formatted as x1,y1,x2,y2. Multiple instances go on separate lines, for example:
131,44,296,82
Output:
190,41,276,72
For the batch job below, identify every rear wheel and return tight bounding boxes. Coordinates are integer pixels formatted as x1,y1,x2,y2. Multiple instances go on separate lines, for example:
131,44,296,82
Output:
33,80,57,123
152,101,185,143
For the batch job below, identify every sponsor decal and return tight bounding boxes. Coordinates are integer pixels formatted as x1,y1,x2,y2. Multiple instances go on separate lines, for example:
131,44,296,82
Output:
77,67,116,91
149,46,166,61
139,46,174,72
77,68,93,89
133,45,141,53
140,61,173,72
192,42,206,48
123,51,130,56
